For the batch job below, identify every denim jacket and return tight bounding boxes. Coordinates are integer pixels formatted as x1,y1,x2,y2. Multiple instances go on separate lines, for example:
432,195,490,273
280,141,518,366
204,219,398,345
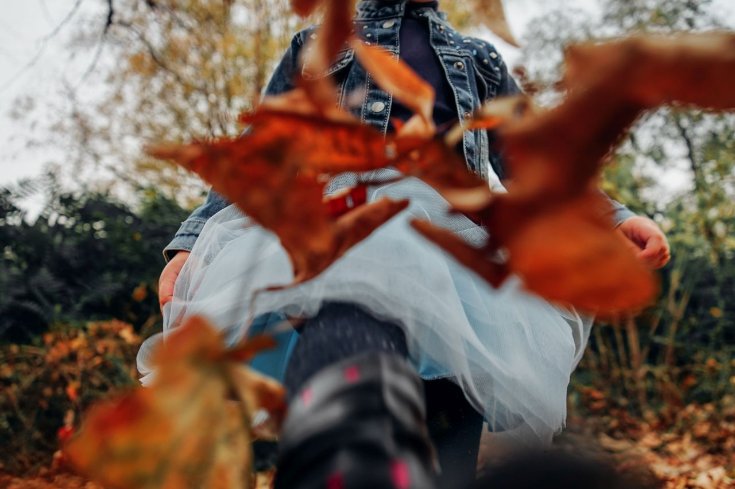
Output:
164,0,635,259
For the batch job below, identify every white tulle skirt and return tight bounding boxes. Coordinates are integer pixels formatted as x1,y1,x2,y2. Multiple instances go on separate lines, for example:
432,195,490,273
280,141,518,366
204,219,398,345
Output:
138,169,593,445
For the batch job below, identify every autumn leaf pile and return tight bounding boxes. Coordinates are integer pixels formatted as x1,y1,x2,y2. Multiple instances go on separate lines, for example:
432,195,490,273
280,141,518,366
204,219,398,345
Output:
560,395,735,488
0,320,141,474
45,0,735,488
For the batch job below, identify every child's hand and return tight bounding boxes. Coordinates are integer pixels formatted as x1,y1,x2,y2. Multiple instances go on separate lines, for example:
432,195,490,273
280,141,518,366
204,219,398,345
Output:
617,216,670,269
159,251,191,309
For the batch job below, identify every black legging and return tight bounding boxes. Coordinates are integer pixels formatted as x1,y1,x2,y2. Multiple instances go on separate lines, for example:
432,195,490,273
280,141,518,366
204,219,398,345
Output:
283,302,484,488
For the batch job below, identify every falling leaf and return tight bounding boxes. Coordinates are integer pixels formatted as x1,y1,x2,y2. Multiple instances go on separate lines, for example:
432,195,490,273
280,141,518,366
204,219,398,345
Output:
410,219,509,287
420,33,735,314
497,33,735,204
414,192,658,316
489,193,658,314
383,130,493,204
300,0,356,112
473,0,519,47
352,40,436,128
132,283,148,302
291,0,321,17
64,316,283,489
148,113,408,285
256,87,356,123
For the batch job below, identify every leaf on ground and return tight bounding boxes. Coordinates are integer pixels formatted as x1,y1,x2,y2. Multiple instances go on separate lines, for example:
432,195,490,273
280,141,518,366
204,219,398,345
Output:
64,316,283,489
352,40,436,128
228,365,287,441
473,0,519,47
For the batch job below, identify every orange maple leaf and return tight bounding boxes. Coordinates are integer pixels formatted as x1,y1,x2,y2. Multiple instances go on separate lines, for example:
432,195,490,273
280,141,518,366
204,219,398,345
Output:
148,118,408,285
65,316,284,489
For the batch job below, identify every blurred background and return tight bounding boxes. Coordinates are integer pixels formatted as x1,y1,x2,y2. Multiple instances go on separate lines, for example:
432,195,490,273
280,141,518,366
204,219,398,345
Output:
1,0,733,486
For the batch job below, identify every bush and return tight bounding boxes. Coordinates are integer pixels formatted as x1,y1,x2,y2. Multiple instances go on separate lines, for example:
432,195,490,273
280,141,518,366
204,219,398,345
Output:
0,186,190,342
0,320,141,474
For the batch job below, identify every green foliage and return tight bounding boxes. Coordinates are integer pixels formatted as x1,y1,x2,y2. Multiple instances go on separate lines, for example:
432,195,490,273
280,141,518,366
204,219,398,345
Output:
0,183,189,343
513,0,735,414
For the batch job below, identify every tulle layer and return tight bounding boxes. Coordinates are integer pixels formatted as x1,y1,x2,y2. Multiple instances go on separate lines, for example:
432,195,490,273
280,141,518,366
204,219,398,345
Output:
138,170,593,445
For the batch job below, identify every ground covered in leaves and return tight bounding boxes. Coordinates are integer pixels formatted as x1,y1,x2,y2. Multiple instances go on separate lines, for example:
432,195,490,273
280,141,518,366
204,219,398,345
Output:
2,322,734,488
563,398,735,488
2,402,733,488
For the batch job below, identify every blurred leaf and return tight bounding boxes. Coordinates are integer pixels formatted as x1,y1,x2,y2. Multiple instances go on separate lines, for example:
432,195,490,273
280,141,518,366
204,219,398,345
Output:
65,316,283,489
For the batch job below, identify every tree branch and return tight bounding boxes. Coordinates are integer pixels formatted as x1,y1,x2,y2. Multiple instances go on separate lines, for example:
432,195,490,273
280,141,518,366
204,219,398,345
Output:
104,0,115,34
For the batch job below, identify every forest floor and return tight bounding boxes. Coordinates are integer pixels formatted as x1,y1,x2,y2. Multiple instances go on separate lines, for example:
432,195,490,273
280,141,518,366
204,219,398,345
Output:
2,399,733,489
2,322,733,488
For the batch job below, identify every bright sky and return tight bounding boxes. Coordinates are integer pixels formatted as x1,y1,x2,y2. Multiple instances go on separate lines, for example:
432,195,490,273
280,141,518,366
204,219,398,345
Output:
1,0,734,202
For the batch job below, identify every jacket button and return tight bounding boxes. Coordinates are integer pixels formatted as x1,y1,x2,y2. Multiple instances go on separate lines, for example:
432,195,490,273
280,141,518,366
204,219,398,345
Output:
383,19,396,28
371,101,386,113
490,52,498,59
454,61,464,70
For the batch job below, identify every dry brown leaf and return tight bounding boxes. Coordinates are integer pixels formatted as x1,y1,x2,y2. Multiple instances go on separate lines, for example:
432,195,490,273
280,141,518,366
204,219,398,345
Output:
392,135,491,198
240,109,389,172
489,193,658,315
352,40,436,128
397,113,437,139
300,0,356,113
473,0,519,47
291,0,321,17
419,33,735,315
498,33,735,204
415,192,657,316
445,95,536,150
148,112,408,285
64,317,283,489
410,219,509,287
228,366,287,440
257,87,356,123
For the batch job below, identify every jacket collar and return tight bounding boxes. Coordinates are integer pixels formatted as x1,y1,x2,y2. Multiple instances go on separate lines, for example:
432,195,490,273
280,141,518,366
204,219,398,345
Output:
356,1,447,21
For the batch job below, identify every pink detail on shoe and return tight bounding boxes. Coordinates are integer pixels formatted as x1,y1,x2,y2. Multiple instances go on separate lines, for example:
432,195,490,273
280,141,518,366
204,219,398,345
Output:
327,472,344,489
301,387,313,407
344,365,361,383
391,460,411,489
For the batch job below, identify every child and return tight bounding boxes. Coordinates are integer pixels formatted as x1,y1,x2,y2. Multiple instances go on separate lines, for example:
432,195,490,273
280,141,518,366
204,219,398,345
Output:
144,1,670,487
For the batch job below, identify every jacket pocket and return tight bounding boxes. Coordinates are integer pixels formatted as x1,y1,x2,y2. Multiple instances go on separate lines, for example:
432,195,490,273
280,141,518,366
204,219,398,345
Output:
473,59,502,100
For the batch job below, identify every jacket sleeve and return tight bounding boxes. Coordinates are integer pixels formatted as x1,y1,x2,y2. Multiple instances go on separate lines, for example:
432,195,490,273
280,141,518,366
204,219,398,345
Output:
483,47,636,228
163,31,308,261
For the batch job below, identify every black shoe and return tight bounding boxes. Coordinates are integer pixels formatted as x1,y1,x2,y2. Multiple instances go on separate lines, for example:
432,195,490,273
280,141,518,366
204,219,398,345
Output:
275,352,438,489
